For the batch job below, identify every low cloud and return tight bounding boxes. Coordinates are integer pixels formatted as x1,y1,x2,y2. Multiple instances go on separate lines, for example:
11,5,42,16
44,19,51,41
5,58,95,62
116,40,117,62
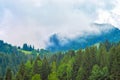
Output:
0,0,119,48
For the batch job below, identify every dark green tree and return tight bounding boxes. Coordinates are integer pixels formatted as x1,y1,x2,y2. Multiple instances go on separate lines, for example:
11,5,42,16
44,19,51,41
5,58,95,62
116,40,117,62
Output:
72,49,83,79
22,43,28,51
16,63,27,80
32,56,42,75
32,74,41,80
96,45,108,67
5,68,12,80
89,65,109,80
48,62,59,80
76,67,85,80
41,56,50,80
81,47,96,80
109,45,120,79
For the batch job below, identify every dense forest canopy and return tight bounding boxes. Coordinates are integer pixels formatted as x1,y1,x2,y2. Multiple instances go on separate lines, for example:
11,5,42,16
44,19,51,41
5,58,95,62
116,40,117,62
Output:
0,40,120,80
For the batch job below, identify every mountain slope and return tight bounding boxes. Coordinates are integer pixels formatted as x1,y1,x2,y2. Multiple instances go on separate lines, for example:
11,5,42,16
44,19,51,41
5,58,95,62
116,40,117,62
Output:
46,23,120,52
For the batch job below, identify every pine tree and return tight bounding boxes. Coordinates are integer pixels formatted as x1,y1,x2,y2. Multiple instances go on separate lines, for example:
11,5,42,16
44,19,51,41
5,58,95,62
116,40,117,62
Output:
32,74,41,80
32,56,42,75
96,45,108,68
89,65,109,80
41,56,50,80
48,62,59,80
0,77,3,80
81,47,96,80
72,49,83,79
16,63,27,80
25,60,33,80
109,45,120,79
76,67,85,80
5,68,12,80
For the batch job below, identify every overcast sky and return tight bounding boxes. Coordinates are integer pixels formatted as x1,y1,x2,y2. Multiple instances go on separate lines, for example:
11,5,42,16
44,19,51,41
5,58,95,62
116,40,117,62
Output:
0,0,120,48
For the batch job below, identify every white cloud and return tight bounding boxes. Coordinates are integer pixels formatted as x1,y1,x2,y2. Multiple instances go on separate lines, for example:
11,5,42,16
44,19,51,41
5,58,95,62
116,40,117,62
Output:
95,9,111,24
0,0,118,48
95,0,120,29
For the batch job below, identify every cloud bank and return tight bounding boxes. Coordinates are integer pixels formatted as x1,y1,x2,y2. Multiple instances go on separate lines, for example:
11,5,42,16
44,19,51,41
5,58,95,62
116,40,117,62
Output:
0,0,119,48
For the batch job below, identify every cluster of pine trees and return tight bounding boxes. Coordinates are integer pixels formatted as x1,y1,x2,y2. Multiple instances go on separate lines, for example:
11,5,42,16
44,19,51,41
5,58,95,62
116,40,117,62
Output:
0,40,38,79
1,41,119,80
0,40,28,78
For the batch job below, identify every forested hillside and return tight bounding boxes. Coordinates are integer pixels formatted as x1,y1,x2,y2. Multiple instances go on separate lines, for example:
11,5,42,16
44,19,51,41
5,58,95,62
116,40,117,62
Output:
0,40,51,79
0,40,28,77
46,24,120,52
0,40,120,80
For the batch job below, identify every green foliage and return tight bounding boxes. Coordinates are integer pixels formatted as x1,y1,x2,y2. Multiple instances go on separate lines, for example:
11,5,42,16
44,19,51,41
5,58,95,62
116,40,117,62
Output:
25,60,34,79
0,51,28,76
89,65,109,80
109,45,120,79
41,57,50,80
48,72,59,80
51,62,57,72
32,56,42,75
76,67,85,80
96,44,108,67
22,43,34,51
0,40,18,54
25,60,33,70
0,41,32,78
16,63,27,80
0,77,3,80
57,58,73,80
20,50,32,55
48,62,59,80
72,49,83,79
32,74,41,80
5,68,12,80
80,47,96,80
1,41,120,80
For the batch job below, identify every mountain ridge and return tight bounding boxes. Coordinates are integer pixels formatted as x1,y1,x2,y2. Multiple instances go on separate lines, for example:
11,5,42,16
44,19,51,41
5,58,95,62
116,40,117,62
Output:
46,23,120,52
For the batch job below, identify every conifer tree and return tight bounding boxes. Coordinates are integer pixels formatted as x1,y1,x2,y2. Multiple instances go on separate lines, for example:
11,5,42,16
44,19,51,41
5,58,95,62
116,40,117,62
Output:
32,56,42,75
32,74,41,80
16,63,27,80
76,67,85,80
48,62,59,80
72,49,83,79
41,56,50,80
109,46,120,79
5,68,12,80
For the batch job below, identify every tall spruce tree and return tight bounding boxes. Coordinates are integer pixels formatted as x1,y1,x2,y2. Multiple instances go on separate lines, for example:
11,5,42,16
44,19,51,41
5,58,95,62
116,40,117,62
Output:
41,56,50,80
5,68,12,80
109,46,120,79
48,62,59,80
32,56,42,75
16,63,27,80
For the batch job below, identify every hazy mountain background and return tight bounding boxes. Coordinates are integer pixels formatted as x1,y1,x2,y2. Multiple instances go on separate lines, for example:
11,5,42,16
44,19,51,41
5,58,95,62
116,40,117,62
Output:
46,23,120,52
0,0,120,49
